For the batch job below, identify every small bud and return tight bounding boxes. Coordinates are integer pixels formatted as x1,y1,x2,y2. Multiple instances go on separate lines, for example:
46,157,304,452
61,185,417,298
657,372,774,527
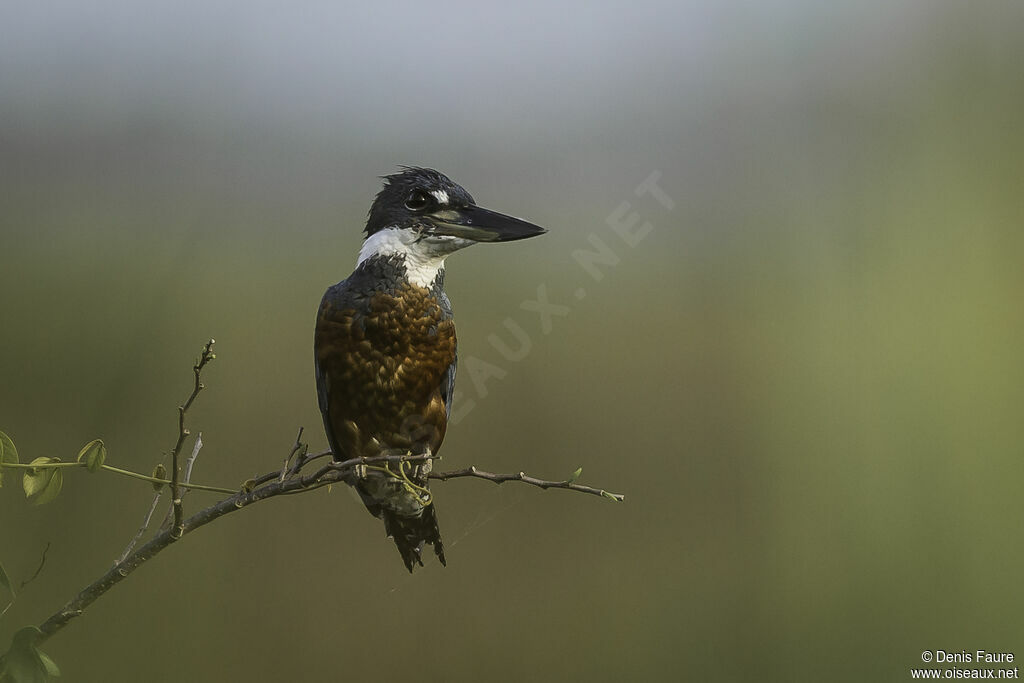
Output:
152,464,167,491
77,439,107,472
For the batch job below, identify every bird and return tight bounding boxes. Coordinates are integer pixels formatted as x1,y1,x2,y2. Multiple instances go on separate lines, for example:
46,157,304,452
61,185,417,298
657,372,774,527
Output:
314,167,547,572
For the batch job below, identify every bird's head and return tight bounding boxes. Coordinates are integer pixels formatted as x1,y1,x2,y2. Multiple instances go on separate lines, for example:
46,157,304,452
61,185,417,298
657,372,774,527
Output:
359,168,547,277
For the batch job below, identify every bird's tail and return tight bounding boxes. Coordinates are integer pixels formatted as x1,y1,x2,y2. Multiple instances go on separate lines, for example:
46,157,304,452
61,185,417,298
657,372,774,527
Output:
382,504,446,572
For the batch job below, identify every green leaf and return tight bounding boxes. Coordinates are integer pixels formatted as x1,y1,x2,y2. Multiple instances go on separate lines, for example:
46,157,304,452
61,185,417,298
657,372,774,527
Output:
567,467,583,484
31,470,62,507
35,653,58,678
7,628,39,651
0,562,12,599
75,439,106,473
22,459,54,499
1,648,48,683
0,432,18,463
0,626,58,682
0,431,19,488
151,464,166,492
22,460,63,506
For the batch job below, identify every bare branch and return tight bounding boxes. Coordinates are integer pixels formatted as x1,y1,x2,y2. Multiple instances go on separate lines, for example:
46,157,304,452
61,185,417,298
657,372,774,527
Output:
279,427,306,481
35,451,433,644
22,340,624,656
430,466,625,501
244,448,331,490
33,445,623,646
115,492,163,566
168,339,215,538
183,433,203,490
162,431,205,531
293,448,332,471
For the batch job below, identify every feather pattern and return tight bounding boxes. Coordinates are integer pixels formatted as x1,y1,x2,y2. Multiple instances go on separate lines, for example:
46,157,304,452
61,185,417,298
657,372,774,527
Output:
315,252,455,570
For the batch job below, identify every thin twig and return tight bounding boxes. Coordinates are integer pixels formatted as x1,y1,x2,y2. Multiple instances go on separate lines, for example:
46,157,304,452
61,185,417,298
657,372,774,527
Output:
290,447,330,473
19,542,52,590
116,493,162,566
0,460,234,494
1,543,52,618
157,434,206,533
430,466,626,501
249,449,331,489
280,427,306,481
168,339,215,538
99,463,233,494
183,433,203,491
166,431,205,525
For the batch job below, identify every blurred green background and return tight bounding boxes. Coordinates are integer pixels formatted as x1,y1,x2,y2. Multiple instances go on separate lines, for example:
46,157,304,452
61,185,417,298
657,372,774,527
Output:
2,1,1023,681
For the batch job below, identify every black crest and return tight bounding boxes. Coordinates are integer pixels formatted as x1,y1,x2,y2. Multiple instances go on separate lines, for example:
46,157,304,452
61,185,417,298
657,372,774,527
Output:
365,167,475,236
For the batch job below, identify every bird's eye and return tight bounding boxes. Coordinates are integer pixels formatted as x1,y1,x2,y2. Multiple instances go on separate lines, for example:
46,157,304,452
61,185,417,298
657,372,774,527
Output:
405,191,429,211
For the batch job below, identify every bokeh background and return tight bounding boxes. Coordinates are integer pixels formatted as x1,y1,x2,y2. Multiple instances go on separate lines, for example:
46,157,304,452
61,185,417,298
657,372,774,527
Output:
2,1,1023,681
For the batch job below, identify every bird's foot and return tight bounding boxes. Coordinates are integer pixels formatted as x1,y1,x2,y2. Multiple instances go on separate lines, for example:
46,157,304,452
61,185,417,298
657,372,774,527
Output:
409,447,433,480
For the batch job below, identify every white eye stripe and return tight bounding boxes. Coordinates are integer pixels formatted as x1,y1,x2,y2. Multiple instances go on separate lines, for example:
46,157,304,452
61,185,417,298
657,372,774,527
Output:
431,190,449,205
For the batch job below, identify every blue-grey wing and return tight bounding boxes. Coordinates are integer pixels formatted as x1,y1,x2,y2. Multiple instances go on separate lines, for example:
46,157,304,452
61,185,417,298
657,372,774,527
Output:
438,291,457,418
315,282,348,458
440,350,457,418
314,355,337,451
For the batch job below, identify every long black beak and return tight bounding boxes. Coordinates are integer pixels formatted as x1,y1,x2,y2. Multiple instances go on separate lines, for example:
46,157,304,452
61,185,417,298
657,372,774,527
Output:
426,204,547,243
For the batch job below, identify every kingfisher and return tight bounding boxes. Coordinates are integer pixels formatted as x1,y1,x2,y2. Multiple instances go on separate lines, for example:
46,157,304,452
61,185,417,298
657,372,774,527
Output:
314,167,547,571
